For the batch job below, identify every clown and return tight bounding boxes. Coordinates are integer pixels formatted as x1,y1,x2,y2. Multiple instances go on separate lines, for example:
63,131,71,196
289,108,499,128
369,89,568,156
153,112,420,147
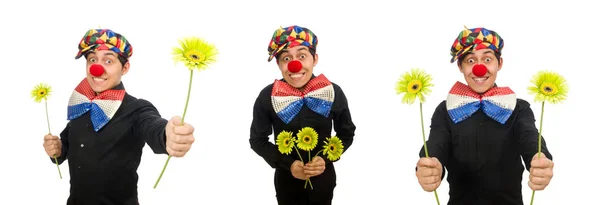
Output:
42,29,196,204
414,27,555,204
249,25,356,205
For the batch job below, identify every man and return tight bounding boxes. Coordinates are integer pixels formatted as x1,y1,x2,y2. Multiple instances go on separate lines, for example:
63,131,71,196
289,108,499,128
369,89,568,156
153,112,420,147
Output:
42,29,196,205
415,27,555,205
249,25,356,205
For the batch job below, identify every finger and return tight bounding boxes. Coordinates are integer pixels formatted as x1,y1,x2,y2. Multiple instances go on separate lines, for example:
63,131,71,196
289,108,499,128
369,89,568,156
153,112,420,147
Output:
528,181,547,191
422,183,437,192
418,175,440,185
44,135,58,141
531,158,552,168
166,146,184,157
304,165,325,172
417,157,439,168
168,143,191,152
417,158,434,168
171,134,195,144
530,176,550,186
417,167,438,177
304,170,322,176
174,124,195,135
423,180,441,192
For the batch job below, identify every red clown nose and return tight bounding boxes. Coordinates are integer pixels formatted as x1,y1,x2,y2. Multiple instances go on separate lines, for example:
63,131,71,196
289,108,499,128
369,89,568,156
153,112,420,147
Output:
472,64,487,77
287,60,302,73
90,64,105,77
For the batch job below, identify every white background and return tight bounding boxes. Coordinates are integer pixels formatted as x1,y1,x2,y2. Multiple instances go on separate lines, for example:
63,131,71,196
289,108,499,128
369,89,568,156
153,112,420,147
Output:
0,0,598,204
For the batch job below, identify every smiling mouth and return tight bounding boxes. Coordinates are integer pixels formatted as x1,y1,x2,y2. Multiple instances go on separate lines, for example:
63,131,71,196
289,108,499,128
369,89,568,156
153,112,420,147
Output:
472,76,489,84
289,72,306,80
92,77,107,82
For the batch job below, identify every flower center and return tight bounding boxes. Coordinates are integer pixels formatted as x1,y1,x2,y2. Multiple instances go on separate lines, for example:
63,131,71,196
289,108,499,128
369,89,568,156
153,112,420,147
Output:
329,144,335,151
303,135,311,143
185,50,205,63
408,80,422,94
38,91,45,96
540,83,558,95
283,138,289,146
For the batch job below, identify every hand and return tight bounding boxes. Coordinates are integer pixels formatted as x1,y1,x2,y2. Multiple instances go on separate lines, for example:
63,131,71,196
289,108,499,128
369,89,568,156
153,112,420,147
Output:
416,157,442,192
165,116,195,157
291,160,307,180
43,134,61,158
529,153,554,190
304,156,326,178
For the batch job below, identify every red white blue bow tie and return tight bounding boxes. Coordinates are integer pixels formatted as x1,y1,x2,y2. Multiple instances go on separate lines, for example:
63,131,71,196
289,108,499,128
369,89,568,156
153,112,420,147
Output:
446,81,516,124
271,74,335,124
67,78,125,131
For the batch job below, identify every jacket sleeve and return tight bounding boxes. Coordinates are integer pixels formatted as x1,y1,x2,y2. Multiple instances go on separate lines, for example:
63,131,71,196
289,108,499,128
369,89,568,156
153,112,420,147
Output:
515,100,553,171
249,88,296,171
324,84,356,164
418,101,452,179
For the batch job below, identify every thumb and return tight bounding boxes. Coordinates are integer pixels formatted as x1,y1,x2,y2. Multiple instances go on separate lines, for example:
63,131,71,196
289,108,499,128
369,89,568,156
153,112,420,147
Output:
170,116,183,126
531,152,547,161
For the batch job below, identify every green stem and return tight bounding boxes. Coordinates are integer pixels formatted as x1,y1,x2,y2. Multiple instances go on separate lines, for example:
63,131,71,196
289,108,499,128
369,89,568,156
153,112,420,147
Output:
154,69,194,189
45,100,51,134
420,103,429,158
295,147,313,190
54,155,62,179
314,149,324,158
46,100,62,179
421,103,440,205
294,146,304,163
181,70,194,124
530,101,545,205
154,155,171,189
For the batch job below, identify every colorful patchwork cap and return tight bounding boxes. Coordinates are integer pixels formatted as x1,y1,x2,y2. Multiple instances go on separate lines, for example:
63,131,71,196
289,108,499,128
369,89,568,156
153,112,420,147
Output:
267,25,318,62
75,29,133,59
450,26,503,63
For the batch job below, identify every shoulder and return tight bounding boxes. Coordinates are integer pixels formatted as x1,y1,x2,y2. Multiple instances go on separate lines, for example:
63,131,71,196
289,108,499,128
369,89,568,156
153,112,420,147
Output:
515,98,533,113
436,100,448,111
256,82,275,102
330,82,343,92
122,93,159,113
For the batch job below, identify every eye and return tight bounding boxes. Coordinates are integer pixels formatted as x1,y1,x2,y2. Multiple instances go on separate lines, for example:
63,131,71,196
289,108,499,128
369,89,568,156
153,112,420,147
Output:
467,59,475,63
484,57,492,62
105,60,112,64
90,58,97,63
283,57,291,61
300,54,306,59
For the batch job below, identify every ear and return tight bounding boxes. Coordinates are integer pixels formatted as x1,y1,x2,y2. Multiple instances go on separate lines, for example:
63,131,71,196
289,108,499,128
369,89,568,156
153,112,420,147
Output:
121,61,130,75
313,53,319,66
497,57,503,71
457,62,464,73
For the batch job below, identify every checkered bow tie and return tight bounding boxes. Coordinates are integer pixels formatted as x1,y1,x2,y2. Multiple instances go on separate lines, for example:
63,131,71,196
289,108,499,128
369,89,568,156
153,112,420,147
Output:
446,81,516,124
271,74,335,124
67,78,125,131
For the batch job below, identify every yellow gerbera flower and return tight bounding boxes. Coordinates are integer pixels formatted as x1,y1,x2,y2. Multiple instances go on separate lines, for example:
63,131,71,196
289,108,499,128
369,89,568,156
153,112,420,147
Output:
296,127,318,151
172,36,218,71
276,130,295,155
322,136,344,161
395,68,433,104
527,70,568,104
526,70,567,205
31,83,52,103
156,36,218,189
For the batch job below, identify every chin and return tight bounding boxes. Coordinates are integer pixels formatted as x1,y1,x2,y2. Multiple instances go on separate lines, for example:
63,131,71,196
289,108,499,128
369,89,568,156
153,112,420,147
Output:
468,84,493,93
